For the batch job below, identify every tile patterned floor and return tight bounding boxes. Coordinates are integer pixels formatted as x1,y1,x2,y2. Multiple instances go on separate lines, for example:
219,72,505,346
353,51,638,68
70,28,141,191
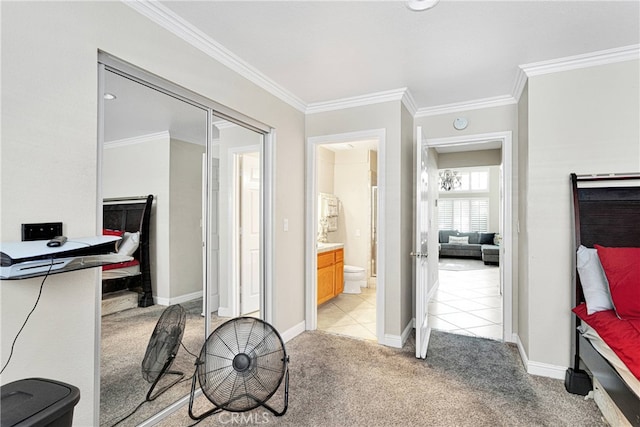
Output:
430,259,502,340
317,286,377,341
317,260,500,342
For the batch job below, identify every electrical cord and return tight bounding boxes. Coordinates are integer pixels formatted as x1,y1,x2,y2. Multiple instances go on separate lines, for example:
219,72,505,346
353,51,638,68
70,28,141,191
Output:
0,259,53,376
110,338,198,427
109,372,198,427
181,341,199,359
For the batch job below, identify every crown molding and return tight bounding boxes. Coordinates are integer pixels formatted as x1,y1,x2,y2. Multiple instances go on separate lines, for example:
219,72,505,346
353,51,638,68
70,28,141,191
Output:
306,88,409,114
124,0,307,113
415,95,517,118
520,44,640,77
511,67,528,103
104,131,170,149
401,90,418,117
122,1,639,119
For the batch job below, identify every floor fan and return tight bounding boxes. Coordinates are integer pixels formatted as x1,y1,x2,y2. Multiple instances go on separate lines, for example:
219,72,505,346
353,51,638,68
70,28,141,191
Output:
188,317,289,421
141,304,186,401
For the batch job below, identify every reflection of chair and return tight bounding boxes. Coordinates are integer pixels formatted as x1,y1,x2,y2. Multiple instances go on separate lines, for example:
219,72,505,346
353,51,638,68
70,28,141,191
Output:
188,317,289,422
141,304,186,401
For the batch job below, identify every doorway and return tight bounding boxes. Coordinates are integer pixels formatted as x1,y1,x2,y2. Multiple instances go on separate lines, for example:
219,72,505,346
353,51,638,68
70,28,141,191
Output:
212,120,265,320
425,132,514,342
305,129,386,343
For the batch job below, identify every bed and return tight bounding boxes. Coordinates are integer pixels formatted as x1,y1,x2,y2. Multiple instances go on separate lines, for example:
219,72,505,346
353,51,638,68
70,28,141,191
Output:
565,173,640,426
102,195,154,307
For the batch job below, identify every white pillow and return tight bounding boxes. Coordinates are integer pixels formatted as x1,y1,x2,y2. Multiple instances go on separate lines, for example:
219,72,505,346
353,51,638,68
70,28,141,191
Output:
118,231,141,257
448,236,469,245
576,245,613,314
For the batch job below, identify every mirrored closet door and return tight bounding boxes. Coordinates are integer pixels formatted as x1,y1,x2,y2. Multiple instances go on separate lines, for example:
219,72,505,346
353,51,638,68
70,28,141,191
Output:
98,56,268,426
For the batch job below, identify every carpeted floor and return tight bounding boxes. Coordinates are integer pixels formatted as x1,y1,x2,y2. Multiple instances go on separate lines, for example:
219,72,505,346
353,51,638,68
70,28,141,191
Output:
100,301,226,426
102,303,605,427
152,330,604,427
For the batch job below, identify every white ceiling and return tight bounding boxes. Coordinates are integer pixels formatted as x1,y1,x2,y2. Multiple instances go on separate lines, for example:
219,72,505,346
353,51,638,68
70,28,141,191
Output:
159,0,640,109
105,1,639,145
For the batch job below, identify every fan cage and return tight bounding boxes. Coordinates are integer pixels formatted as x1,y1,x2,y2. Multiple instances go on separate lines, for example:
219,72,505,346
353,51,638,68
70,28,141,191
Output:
141,304,186,383
197,317,287,412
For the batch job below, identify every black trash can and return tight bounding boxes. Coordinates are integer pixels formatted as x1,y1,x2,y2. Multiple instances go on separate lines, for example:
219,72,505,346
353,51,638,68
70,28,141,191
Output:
1,378,80,427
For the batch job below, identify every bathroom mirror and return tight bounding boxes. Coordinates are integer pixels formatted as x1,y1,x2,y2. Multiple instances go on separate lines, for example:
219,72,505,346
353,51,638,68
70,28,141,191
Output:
319,193,339,232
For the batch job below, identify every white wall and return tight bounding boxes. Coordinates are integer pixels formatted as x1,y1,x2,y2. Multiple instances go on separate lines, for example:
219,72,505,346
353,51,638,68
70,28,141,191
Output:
1,3,305,424
102,134,171,301
438,149,501,169
517,83,530,355
333,148,374,277
169,138,205,301
525,59,640,368
317,146,335,194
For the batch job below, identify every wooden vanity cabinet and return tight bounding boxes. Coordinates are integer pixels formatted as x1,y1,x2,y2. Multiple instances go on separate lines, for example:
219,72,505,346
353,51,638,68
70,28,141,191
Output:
317,248,344,305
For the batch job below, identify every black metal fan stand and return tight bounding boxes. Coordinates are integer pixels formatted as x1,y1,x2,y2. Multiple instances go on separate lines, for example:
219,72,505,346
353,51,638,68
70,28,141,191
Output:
188,359,289,420
188,317,290,422
146,357,185,401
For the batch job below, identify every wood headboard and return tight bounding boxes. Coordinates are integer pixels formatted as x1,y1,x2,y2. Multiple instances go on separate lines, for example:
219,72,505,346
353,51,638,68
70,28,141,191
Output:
102,195,154,307
572,173,640,304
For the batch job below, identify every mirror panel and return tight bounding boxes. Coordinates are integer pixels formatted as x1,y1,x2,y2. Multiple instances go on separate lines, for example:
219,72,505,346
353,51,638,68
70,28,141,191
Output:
100,69,209,426
100,67,266,426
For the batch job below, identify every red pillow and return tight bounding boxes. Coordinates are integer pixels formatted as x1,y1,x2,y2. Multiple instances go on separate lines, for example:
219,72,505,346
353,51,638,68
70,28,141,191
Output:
595,245,640,319
103,229,124,237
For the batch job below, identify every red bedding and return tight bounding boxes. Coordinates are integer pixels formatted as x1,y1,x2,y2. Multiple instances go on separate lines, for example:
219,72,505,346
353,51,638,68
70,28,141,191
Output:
102,259,139,271
573,303,640,380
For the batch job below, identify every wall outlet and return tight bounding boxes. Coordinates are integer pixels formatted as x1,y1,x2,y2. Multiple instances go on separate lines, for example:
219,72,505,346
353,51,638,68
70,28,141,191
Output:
22,222,63,241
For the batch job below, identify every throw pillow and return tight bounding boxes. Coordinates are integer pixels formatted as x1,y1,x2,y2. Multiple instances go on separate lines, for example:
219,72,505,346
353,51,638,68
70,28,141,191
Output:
595,245,640,319
479,232,495,245
448,236,469,245
457,232,479,244
118,231,141,257
576,245,613,314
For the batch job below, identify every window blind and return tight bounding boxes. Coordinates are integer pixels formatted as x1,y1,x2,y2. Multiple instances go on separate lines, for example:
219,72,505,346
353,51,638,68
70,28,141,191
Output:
438,198,489,232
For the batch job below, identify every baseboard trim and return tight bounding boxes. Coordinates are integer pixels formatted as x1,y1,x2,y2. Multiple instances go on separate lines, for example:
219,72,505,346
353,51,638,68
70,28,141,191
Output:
154,290,202,306
514,334,566,380
280,320,306,343
383,319,414,348
217,306,233,317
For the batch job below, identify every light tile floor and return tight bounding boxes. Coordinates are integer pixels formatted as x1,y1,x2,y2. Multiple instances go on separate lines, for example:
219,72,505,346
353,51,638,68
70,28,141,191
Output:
317,286,377,341
431,259,502,340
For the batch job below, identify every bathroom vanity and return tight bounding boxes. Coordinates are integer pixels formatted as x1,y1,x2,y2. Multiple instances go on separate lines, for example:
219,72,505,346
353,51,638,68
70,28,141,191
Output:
317,243,344,305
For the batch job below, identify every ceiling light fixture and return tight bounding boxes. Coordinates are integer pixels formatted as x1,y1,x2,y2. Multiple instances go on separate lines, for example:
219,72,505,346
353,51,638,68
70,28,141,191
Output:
406,0,440,12
103,93,117,100
439,170,462,191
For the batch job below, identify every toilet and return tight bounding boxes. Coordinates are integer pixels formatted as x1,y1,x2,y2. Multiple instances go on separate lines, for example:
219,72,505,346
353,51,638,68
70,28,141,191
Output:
343,265,366,294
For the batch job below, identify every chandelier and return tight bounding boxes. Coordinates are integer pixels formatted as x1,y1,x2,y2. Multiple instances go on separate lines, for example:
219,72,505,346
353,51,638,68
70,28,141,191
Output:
439,170,462,191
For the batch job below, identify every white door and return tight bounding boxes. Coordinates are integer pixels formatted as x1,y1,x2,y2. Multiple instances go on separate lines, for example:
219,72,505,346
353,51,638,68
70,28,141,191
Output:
240,152,261,315
205,156,220,315
414,126,434,359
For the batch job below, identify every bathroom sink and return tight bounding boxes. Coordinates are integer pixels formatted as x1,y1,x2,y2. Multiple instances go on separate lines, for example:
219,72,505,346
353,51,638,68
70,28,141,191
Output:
316,242,344,251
